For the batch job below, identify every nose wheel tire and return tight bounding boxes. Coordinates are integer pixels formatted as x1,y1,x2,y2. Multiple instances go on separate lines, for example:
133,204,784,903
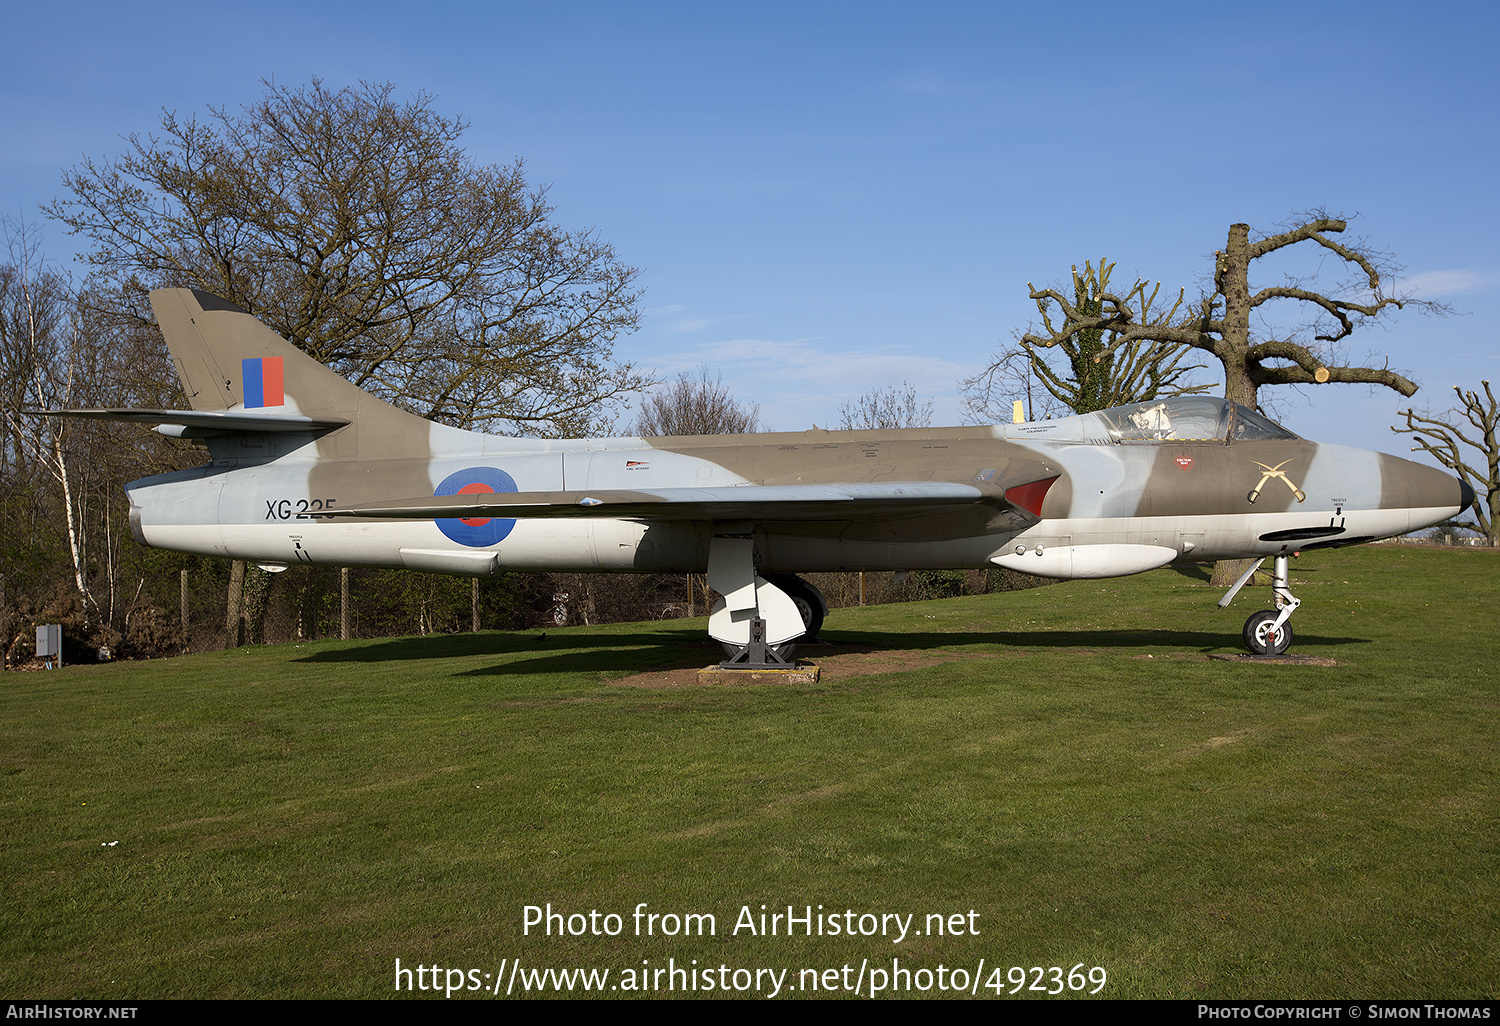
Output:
1243,610,1292,656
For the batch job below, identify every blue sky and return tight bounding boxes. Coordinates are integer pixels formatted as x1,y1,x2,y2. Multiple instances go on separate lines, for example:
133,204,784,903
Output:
3,1,1496,460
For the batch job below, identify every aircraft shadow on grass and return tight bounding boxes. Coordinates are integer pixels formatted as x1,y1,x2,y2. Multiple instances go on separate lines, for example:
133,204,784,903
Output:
295,623,1371,677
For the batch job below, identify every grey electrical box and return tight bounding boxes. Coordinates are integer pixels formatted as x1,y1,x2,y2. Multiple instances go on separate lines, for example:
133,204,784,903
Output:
36,624,62,661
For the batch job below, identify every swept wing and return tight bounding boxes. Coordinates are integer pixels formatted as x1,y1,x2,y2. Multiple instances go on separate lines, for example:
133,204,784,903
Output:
326,478,1055,527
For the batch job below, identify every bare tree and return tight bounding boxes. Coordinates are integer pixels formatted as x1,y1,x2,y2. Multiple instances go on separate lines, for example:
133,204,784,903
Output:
962,345,1060,424
837,381,934,430
1,221,95,624
964,259,1209,420
45,77,648,437
4,217,222,654
1019,215,1438,413
632,366,761,436
1394,382,1497,545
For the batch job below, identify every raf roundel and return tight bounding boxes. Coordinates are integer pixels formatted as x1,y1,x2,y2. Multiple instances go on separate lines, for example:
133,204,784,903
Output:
434,467,518,547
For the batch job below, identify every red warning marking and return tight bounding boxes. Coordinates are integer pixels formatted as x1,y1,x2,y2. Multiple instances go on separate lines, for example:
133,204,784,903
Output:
1176,457,1193,469
457,482,496,527
1005,476,1058,517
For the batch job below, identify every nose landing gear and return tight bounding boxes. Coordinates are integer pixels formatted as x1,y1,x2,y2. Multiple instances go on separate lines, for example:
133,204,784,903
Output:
1219,553,1301,656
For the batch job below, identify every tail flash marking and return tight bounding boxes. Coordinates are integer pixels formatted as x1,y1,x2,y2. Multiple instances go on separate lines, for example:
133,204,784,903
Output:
242,357,285,408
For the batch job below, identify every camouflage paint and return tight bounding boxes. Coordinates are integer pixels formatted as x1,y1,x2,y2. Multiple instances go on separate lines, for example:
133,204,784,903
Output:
115,290,1465,589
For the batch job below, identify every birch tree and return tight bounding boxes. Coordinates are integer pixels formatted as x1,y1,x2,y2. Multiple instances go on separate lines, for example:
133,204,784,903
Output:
0,223,94,624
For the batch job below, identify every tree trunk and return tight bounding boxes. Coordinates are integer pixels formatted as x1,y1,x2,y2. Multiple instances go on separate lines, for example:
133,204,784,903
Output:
224,559,245,649
1209,557,1259,589
1209,225,1260,587
241,565,270,644
1217,223,1259,410
48,427,95,630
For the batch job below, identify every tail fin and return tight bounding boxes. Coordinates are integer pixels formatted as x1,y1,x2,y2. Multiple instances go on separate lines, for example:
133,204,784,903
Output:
30,291,434,457
152,289,414,426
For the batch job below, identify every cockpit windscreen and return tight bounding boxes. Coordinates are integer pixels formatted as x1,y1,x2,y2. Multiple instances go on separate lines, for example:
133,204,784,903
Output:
1093,398,1299,443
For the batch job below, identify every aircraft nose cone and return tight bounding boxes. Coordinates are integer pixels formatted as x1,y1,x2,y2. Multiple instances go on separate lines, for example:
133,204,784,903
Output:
1379,454,1472,511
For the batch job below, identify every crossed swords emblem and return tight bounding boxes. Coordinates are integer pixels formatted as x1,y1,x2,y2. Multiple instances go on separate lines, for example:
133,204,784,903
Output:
1247,459,1306,504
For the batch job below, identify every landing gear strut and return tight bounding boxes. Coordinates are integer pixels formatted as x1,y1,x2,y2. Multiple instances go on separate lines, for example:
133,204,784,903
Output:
1219,553,1300,656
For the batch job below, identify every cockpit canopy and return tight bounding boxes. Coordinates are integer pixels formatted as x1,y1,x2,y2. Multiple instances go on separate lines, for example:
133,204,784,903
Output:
1093,397,1299,444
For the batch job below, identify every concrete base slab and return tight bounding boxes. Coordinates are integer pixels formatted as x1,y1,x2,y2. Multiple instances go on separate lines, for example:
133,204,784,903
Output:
697,663,821,685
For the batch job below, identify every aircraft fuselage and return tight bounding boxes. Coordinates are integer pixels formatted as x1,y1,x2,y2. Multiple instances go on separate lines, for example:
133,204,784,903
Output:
126,412,1464,580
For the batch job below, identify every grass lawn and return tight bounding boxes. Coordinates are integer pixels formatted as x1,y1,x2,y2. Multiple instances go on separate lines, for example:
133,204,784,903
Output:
2,546,1496,999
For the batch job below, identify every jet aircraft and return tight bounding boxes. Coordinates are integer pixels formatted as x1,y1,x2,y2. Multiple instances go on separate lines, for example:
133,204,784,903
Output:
38,289,1473,661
